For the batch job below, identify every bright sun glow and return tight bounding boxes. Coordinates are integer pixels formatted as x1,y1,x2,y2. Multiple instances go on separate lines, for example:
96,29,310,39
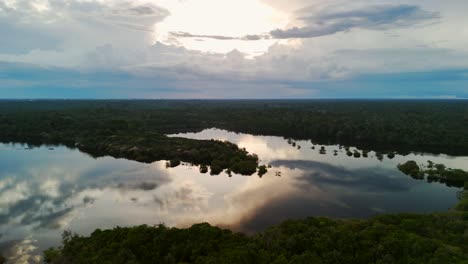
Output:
154,0,289,56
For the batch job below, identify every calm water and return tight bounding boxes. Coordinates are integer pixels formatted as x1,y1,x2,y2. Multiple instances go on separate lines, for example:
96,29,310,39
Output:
1,129,466,263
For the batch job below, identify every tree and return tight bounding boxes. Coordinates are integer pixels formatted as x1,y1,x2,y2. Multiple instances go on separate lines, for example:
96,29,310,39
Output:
258,165,268,177
43,248,61,264
376,152,384,161
166,159,181,168
319,146,326,155
397,161,423,179
210,160,223,175
200,164,208,174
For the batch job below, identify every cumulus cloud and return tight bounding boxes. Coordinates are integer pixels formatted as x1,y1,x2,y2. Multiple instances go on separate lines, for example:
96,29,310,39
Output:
0,0,170,55
3,40,468,98
0,0,467,98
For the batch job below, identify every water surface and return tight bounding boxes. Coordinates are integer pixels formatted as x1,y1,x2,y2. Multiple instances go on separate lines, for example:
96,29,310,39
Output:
1,129,466,263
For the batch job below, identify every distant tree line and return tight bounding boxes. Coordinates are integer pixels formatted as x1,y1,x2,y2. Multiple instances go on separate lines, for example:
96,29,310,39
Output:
1,99,467,157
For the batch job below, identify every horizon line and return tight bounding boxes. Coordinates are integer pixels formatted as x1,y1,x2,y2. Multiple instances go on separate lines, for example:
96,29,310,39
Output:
0,98,467,101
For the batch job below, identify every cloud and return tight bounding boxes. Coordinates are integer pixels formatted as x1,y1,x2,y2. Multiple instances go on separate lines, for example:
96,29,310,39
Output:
271,4,440,39
171,4,439,41
71,1,170,31
153,181,212,212
0,0,170,55
271,160,411,192
3,42,468,99
229,159,436,233
169,32,271,41
1,0,468,98
2,237,41,264
170,32,237,40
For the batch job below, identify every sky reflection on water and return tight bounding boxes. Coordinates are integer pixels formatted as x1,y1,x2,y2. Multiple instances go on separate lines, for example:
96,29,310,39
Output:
0,129,465,263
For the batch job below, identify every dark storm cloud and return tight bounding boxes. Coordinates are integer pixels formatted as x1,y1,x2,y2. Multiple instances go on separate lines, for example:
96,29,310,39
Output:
170,32,237,40
242,34,270,40
271,4,439,39
172,4,439,41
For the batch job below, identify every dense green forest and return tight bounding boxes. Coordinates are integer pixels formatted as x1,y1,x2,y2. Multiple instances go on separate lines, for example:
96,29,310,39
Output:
1,100,468,157
44,187,468,264
0,100,265,175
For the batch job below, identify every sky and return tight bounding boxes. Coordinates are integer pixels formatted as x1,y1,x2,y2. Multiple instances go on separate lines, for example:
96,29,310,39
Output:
0,0,467,99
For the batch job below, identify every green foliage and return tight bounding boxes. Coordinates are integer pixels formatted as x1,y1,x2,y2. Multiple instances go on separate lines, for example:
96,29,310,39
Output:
2,100,468,160
319,146,326,155
0,101,262,175
44,213,468,264
258,165,268,177
44,248,61,263
398,161,468,188
166,159,181,168
199,164,208,174
210,160,224,175
376,152,384,161
397,160,423,179
362,150,369,158
353,150,361,158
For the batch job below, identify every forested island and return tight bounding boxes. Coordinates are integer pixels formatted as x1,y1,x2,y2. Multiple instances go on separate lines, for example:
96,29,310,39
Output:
398,160,468,188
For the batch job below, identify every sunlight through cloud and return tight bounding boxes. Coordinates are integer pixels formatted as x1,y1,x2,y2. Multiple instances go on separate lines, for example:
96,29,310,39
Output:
155,0,289,56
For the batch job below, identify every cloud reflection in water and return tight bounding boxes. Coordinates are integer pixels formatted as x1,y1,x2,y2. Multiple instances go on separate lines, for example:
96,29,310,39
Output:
0,130,463,262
